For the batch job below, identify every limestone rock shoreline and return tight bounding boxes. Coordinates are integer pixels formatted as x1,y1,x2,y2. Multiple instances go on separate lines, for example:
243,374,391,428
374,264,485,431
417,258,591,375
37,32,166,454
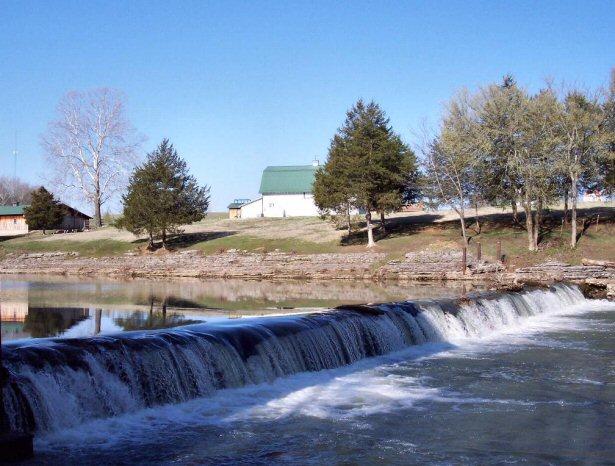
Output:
1,251,614,294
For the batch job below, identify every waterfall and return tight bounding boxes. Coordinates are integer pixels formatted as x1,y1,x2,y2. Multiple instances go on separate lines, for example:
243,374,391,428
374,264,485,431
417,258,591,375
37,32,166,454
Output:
1,284,585,434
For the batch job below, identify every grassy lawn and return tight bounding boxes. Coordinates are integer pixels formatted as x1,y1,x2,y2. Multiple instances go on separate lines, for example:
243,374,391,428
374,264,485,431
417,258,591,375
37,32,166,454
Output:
0,238,136,258
1,205,613,269
191,234,340,254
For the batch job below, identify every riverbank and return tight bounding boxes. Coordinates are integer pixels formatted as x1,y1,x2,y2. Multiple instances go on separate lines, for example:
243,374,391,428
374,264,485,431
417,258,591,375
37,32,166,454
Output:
1,203,614,269
1,249,614,297
1,203,614,298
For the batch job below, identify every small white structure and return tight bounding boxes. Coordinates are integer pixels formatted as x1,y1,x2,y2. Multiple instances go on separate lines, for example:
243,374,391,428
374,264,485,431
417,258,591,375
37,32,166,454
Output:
239,164,320,218
239,198,265,218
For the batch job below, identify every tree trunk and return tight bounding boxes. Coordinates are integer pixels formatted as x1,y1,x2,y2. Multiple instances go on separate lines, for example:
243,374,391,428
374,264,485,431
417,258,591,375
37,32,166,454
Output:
458,210,468,246
366,211,375,248
474,202,481,234
161,229,167,248
93,186,102,228
346,204,351,236
563,187,569,225
380,211,386,234
523,199,536,252
147,231,155,250
511,198,518,224
570,177,578,248
533,198,542,248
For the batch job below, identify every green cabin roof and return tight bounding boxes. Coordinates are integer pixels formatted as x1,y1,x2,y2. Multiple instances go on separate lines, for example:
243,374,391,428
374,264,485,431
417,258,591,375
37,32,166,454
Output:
0,203,92,219
258,165,318,195
0,205,28,216
227,198,251,209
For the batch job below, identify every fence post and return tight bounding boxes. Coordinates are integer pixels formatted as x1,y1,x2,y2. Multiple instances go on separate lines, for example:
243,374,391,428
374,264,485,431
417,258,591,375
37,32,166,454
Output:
462,246,467,274
596,214,600,232
496,240,502,263
476,242,482,261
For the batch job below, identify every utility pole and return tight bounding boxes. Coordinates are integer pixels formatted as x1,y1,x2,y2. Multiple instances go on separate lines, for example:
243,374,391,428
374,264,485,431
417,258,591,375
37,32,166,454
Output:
12,132,19,182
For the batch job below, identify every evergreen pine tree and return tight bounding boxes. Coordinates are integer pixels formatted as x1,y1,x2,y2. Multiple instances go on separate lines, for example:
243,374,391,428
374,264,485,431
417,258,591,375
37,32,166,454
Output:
314,100,419,247
119,139,210,249
23,187,65,234
313,134,355,234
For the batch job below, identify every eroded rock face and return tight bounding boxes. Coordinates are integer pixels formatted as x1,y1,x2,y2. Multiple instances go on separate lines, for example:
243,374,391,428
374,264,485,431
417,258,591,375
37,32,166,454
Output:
515,261,615,281
377,250,505,280
0,248,504,281
0,251,612,292
0,251,386,280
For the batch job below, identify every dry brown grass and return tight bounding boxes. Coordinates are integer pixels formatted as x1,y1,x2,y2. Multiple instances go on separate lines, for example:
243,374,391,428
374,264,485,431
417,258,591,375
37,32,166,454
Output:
1,202,613,268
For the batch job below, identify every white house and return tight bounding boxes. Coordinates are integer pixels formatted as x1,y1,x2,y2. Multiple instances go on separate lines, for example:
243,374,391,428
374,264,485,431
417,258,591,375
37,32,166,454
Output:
238,163,320,218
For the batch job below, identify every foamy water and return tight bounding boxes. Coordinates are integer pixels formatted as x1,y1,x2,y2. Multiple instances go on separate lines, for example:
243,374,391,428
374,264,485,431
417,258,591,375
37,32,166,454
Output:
31,297,614,462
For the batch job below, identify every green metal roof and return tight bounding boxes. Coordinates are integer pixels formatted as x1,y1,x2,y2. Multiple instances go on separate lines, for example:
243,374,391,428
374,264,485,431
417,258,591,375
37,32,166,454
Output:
227,199,251,209
0,205,28,216
0,203,92,218
258,165,318,195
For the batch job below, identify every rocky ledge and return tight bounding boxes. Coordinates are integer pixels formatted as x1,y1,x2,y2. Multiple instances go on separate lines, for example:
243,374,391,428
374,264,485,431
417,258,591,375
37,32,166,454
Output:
0,251,613,294
514,259,615,299
514,259,615,282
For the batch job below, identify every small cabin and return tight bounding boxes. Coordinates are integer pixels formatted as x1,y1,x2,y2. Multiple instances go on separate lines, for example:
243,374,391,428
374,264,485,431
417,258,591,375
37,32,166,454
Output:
0,203,92,236
0,205,29,236
227,199,251,219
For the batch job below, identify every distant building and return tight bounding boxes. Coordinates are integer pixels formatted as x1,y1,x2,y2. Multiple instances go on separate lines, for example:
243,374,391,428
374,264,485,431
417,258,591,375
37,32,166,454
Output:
400,202,425,212
0,205,29,236
581,190,609,203
238,163,320,218
227,199,251,219
0,203,92,236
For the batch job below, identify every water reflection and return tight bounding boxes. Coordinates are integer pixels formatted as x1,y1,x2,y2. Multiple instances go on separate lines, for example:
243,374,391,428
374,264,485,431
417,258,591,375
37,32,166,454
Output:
0,298,207,341
1,301,89,340
1,276,479,342
114,298,202,331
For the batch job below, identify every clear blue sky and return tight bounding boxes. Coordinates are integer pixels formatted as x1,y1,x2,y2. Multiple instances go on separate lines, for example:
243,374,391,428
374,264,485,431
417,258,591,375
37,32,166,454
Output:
1,0,613,212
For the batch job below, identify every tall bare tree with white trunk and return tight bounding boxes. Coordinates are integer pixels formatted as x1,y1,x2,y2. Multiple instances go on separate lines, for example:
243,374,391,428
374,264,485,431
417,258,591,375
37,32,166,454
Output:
41,88,141,227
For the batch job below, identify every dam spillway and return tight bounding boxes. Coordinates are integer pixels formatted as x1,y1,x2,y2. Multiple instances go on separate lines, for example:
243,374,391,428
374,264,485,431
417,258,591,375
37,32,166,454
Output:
1,284,585,434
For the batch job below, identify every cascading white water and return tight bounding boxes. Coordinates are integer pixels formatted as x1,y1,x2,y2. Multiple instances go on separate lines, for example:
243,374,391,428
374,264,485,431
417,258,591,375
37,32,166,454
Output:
1,284,586,434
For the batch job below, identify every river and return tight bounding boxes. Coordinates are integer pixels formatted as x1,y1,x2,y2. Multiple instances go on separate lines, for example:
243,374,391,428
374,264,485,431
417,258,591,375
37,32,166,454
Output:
1,277,613,465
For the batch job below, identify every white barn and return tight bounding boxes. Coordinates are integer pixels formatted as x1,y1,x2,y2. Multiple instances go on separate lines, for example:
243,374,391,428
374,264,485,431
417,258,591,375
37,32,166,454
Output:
239,164,320,218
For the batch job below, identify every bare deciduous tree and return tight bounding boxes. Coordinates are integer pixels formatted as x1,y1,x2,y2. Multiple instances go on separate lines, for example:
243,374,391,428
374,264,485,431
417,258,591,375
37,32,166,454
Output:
509,89,560,251
41,88,142,227
554,89,604,248
476,77,525,224
421,91,480,246
0,177,35,205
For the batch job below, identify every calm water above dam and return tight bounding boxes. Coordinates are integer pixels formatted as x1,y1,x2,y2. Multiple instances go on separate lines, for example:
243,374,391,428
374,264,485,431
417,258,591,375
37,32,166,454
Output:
0,276,471,341
0,278,613,465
